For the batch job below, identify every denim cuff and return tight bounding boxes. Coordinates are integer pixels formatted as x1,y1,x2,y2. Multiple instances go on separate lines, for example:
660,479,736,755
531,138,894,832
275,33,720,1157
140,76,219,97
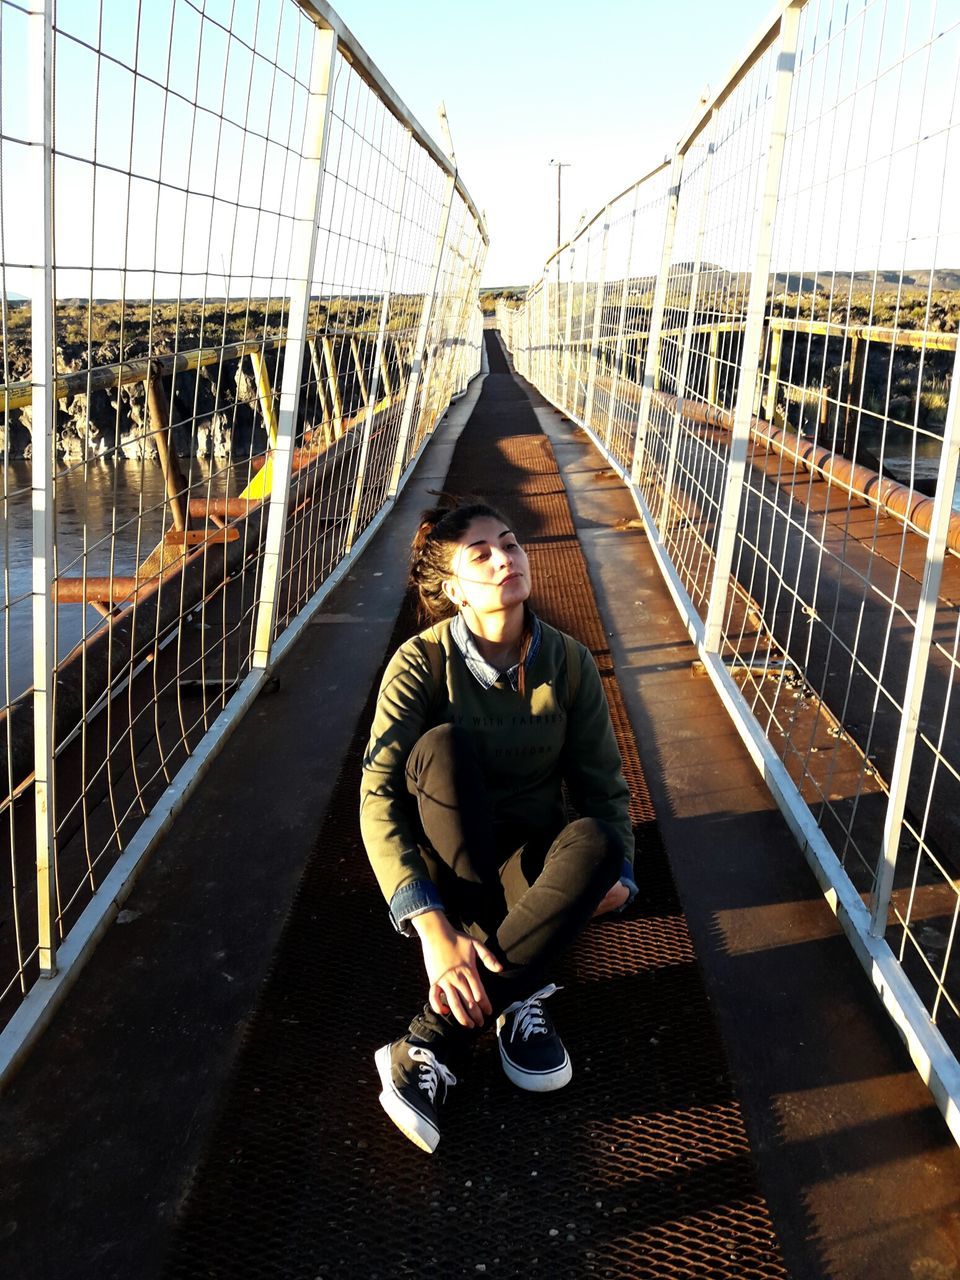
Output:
615,859,639,913
389,877,445,936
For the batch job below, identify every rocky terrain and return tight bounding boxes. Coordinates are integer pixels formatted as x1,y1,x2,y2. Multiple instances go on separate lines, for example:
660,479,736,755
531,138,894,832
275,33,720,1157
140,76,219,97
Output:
0,297,385,462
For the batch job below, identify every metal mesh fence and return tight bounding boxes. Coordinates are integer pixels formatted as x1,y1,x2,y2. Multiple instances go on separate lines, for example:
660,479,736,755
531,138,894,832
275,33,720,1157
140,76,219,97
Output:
0,0,485,1067
500,0,960,1144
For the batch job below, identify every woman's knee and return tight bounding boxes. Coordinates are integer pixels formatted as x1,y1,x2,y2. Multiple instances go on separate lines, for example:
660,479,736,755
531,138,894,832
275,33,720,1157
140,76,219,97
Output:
405,722,475,787
409,721,473,768
556,816,622,878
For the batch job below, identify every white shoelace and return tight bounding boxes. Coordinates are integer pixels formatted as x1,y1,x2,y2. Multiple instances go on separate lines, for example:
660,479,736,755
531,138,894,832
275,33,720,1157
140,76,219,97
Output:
408,1045,457,1102
506,983,561,1043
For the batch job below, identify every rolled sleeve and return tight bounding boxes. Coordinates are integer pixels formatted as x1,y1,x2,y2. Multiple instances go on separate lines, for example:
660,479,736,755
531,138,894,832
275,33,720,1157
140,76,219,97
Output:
389,877,445,935
616,859,639,913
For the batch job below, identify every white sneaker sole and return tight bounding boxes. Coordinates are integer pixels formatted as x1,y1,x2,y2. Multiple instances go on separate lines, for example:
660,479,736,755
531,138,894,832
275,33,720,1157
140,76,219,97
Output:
375,1044,440,1154
498,1040,573,1092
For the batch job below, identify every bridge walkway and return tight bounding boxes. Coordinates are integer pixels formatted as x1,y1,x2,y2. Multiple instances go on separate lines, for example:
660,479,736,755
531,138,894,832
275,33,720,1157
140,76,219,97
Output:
1,333,959,1279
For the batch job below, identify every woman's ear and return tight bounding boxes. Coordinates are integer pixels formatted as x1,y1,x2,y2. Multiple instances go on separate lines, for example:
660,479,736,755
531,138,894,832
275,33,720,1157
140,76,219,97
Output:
441,576,464,610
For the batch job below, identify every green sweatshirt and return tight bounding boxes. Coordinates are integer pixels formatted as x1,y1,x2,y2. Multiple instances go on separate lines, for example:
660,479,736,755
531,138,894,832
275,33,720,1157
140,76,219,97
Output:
359,616,634,911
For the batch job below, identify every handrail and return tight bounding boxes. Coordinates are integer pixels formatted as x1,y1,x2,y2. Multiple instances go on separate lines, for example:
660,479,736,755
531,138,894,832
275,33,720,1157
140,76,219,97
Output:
295,0,488,245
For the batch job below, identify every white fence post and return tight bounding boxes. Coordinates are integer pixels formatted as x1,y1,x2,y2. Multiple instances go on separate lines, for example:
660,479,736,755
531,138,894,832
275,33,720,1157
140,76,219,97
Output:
869,341,960,936
658,111,719,532
345,130,413,552
251,27,338,670
29,0,57,978
447,232,486,397
571,232,593,417
561,246,577,410
551,254,563,404
702,2,801,653
417,209,467,441
537,278,549,389
604,184,640,451
582,205,611,431
388,120,457,497
629,152,683,489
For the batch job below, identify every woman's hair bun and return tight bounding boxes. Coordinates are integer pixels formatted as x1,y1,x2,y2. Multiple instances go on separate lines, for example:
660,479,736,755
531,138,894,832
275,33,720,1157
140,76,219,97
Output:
410,501,453,573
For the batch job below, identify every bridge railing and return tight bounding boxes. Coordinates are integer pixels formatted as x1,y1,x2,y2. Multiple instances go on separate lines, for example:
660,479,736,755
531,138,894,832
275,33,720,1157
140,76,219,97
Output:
0,0,486,1076
500,0,960,1142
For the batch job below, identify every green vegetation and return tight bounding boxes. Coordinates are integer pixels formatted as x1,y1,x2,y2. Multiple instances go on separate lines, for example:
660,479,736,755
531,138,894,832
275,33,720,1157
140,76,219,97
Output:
2,293,434,375
479,287,527,316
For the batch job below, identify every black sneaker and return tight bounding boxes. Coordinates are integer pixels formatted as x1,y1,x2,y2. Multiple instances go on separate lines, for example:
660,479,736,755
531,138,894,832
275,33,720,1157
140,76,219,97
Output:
375,1038,457,1153
495,983,572,1092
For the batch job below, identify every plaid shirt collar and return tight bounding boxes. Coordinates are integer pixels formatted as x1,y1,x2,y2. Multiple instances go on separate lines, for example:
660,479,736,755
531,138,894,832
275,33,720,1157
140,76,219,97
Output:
450,611,542,691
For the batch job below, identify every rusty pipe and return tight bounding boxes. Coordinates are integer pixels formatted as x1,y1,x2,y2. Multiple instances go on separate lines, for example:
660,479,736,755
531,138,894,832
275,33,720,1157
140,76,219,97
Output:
55,576,143,604
186,498,258,521
654,391,960,555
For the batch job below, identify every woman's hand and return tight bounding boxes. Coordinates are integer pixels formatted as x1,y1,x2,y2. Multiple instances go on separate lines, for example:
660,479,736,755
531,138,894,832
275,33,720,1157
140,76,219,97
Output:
593,880,630,917
412,909,503,1028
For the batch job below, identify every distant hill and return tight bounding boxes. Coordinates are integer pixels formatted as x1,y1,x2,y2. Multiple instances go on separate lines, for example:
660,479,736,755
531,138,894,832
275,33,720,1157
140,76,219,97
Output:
771,269,960,293
479,285,527,315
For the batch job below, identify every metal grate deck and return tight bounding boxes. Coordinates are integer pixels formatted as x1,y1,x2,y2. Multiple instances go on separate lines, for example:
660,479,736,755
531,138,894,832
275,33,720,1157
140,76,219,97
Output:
163,333,786,1279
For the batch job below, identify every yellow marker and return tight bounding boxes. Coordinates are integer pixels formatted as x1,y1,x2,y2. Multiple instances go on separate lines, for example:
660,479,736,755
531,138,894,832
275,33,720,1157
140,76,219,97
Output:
240,455,273,501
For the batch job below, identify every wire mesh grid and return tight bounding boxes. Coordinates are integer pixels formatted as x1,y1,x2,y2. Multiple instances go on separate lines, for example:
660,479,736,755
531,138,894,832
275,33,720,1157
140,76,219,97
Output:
0,0,485,1039
596,173,670,474
498,0,960,1134
41,0,321,950
403,187,485,468
638,138,713,543
565,209,602,424
663,45,776,617
586,190,634,451
719,0,960,1033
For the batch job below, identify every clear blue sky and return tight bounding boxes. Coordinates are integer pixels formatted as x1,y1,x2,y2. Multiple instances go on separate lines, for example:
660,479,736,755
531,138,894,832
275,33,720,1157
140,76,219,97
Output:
1,0,781,298
330,0,780,285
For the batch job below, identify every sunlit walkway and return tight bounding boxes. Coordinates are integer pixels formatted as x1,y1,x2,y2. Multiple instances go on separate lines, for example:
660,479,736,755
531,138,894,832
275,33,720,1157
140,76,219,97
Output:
2,334,959,1280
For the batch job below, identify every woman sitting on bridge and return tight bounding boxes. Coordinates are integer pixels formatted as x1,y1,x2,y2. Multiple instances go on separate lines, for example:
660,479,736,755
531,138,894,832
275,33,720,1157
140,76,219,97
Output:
360,498,636,1153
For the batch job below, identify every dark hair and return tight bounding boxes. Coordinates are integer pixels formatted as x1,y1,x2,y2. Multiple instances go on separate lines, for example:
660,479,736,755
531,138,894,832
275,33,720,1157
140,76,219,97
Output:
409,496,535,693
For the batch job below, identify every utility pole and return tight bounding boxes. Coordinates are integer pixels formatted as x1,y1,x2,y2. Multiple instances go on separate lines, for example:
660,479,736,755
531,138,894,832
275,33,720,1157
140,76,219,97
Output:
548,158,569,250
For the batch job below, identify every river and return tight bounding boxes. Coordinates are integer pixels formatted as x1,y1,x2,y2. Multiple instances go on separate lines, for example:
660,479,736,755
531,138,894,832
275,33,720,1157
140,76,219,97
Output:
0,459,233,702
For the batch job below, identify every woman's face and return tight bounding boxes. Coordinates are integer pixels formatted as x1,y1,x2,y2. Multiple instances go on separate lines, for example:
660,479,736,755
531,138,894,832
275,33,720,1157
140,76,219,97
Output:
443,516,531,617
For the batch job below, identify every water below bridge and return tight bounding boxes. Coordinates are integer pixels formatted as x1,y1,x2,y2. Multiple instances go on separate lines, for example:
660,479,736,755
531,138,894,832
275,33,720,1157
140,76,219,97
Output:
0,459,235,699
